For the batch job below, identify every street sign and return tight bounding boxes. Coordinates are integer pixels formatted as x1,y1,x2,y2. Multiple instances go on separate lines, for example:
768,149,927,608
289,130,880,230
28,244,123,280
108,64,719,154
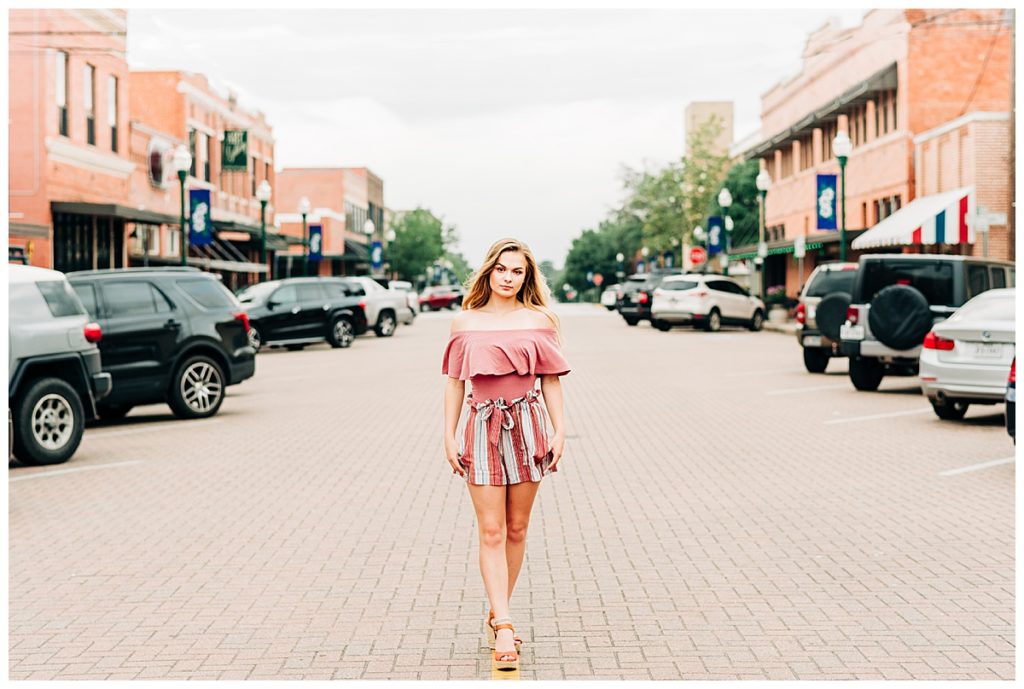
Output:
690,246,707,265
794,235,806,259
593,273,604,287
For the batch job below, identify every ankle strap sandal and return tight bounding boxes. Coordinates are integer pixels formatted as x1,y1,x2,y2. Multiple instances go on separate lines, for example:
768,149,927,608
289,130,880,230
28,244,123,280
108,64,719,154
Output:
491,618,520,671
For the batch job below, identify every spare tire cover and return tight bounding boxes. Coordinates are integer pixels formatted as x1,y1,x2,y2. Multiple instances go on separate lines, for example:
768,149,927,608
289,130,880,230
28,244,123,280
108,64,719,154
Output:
815,291,851,341
868,284,932,350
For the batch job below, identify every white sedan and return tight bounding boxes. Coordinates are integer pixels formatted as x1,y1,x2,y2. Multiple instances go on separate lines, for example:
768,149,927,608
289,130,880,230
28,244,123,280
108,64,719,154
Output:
919,287,1015,420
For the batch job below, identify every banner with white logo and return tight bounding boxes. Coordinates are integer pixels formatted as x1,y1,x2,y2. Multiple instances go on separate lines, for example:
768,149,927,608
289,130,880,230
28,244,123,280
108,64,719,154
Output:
816,174,838,230
188,189,213,247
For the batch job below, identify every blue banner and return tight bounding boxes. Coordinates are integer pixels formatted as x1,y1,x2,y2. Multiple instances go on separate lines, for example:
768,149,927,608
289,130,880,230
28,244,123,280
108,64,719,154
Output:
188,189,213,247
663,251,674,268
371,240,383,270
816,174,838,230
707,216,723,255
308,224,323,261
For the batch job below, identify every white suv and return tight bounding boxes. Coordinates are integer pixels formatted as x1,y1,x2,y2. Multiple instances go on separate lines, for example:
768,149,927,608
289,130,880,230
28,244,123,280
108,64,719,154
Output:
651,273,766,332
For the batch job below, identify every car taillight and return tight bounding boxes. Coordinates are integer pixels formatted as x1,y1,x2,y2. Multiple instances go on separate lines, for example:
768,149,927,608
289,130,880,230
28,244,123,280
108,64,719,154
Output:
922,331,954,351
795,303,806,325
233,312,250,332
1009,359,1016,384
359,300,366,310
846,306,858,325
83,322,102,343
637,292,649,304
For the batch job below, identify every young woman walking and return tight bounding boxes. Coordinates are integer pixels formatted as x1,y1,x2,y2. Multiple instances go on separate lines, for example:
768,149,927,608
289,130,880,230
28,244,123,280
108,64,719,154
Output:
441,238,570,671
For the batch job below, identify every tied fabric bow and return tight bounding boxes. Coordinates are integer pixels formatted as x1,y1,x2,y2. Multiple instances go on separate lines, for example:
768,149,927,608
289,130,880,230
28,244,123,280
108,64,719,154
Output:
467,390,548,462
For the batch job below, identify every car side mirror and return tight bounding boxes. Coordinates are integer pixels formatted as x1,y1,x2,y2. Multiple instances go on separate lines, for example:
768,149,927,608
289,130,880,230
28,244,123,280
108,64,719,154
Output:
267,300,279,310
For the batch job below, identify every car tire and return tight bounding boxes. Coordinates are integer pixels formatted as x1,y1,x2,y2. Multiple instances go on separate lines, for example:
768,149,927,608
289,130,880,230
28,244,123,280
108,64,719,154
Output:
849,356,884,391
803,347,830,373
624,317,639,327
328,316,355,348
815,292,851,341
703,308,722,332
869,284,932,350
652,319,671,332
248,325,263,353
931,398,969,420
97,404,133,421
168,354,226,419
748,309,765,332
12,377,85,466
374,310,397,337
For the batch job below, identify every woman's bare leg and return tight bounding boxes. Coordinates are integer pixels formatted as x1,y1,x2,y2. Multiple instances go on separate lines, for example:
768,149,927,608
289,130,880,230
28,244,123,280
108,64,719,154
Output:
467,484,516,658
505,480,540,600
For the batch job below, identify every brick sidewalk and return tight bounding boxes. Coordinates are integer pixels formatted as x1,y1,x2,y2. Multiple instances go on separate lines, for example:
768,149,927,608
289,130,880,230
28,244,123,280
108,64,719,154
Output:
9,306,1015,679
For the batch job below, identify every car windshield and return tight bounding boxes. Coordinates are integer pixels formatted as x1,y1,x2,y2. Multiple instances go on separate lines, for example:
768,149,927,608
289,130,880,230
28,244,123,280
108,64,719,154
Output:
660,280,700,291
236,283,277,304
806,269,857,297
860,260,956,307
949,291,1015,322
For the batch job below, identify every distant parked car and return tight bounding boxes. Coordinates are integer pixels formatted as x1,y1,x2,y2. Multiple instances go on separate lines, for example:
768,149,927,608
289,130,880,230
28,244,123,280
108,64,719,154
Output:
339,276,415,335
67,267,255,421
388,280,420,314
840,254,1015,391
237,277,366,352
651,273,765,332
616,269,683,326
918,288,1015,420
9,265,111,465
600,284,619,311
794,262,859,373
419,285,463,311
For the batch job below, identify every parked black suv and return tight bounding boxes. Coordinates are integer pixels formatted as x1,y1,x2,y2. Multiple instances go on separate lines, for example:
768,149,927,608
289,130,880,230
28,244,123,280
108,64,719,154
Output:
236,277,367,352
616,268,684,326
66,267,256,420
839,254,1015,391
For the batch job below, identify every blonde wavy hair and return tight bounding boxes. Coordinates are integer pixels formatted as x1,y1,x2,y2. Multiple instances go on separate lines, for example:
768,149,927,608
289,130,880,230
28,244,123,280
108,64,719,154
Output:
462,238,561,338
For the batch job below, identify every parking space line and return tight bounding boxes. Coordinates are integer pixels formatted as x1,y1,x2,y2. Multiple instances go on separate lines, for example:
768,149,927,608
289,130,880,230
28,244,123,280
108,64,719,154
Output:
824,408,932,425
84,419,222,440
768,383,850,396
10,460,145,482
939,457,1015,476
725,368,806,378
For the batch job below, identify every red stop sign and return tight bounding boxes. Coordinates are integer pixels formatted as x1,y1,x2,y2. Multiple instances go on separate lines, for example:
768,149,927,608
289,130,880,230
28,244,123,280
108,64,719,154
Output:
592,273,604,287
690,247,707,265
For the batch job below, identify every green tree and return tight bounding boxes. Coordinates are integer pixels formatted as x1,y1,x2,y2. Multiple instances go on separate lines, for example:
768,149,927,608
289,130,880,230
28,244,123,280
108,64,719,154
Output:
707,158,760,250
679,115,731,253
387,208,446,282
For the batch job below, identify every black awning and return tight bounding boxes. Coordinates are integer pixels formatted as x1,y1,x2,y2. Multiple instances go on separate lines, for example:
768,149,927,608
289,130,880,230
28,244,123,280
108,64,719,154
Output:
344,239,370,261
51,201,178,225
743,62,898,160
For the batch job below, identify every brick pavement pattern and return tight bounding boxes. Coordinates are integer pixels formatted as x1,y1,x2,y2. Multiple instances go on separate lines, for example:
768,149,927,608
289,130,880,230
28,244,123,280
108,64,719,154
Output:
9,305,1015,680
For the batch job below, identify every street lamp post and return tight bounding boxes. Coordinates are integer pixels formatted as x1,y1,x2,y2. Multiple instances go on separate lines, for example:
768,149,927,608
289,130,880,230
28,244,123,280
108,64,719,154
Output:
171,145,192,267
755,169,772,299
298,196,311,277
718,187,733,276
832,130,852,262
256,180,272,281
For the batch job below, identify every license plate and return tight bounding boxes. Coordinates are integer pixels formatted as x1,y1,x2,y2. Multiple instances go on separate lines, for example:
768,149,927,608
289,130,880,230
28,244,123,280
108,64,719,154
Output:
803,335,823,347
840,324,864,340
971,343,1003,359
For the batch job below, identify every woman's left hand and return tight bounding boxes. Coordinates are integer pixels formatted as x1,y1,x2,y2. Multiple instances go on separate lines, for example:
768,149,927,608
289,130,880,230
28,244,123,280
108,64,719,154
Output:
548,432,565,471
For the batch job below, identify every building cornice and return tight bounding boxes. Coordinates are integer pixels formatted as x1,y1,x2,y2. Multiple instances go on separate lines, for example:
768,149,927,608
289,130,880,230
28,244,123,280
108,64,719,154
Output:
45,136,135,178
176,80,275,144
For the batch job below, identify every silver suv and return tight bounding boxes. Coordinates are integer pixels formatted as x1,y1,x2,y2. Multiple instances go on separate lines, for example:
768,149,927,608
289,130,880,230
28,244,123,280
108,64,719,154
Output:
839,254,1015,391
338,276,415,337
9,265,112,465
651,273,766,332
795,262,859,373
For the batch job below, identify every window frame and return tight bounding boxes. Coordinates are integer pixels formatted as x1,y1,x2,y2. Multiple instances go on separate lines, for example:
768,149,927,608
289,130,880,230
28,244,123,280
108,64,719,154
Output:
84,63,96,145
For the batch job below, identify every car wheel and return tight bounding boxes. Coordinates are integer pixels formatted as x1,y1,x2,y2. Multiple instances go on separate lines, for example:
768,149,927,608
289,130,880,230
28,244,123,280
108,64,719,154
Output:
849,356,884,391
624,317,639,327
652,319,671,332
803,347,830,373
703,308,722,332
97,404,133,421
247,325,263,352
374,311,397,337
13,377,85,466
168,355,225,419
749,310,765,332
328,316,355,348
931,398,969,421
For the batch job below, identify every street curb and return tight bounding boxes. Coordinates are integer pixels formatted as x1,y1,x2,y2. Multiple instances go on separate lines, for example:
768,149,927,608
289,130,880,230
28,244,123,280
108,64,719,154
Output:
763,321,800,335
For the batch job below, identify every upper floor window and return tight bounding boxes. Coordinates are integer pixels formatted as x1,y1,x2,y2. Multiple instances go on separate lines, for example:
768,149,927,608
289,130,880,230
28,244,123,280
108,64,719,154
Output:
820,120,837,161
84,64,95,145
875,89,897,137
55,51,68,136
107,75,118,152
205,133,213,182
188,128,197,177
251,156,257,197
799,134,813,171
200,132,210,181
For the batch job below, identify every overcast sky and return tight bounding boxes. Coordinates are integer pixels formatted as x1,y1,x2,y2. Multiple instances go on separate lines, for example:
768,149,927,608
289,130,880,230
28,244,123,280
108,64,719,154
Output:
126,9,865,266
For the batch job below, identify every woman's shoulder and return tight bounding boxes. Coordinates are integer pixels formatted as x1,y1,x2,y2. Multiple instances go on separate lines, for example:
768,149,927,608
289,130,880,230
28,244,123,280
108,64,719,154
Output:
450,309,477,334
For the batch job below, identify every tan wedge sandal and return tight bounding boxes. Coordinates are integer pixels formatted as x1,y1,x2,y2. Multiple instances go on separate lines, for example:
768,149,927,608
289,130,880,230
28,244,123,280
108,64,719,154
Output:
491,618,519,671
487,609,522,650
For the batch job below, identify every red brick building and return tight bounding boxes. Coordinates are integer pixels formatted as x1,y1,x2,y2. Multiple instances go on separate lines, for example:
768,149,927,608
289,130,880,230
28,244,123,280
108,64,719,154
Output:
736,9,1013,296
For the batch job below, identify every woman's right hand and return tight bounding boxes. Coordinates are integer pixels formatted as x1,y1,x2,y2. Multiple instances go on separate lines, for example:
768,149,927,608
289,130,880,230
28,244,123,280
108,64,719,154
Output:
444,435,466,477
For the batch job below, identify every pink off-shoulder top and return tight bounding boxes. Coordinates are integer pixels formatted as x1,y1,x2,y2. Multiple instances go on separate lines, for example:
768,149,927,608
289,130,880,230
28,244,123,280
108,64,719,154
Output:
442,328,571,401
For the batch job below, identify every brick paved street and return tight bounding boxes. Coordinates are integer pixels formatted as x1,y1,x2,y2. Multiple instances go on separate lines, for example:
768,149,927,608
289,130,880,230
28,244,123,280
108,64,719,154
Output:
9,305,1015,680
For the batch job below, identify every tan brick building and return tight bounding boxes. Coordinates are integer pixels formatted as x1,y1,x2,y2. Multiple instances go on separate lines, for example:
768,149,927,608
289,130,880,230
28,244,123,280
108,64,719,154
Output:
736,9,1013,297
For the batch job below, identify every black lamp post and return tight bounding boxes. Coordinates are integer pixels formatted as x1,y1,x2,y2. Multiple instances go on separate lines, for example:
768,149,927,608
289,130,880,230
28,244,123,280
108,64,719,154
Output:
256,180,272,281
718,187,732,276
298,196,311,277
755,169,772,300
832,130,852,262
172,144,192,267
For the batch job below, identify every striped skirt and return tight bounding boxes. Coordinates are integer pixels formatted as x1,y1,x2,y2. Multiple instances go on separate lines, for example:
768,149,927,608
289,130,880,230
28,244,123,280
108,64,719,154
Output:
456,389,557,486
